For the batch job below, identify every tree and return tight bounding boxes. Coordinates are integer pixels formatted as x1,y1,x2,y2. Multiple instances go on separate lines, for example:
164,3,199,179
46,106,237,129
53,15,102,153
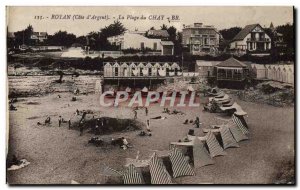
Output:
46,31,76,47
160,24,168,30
100,20,126,37
75,35,88,46
164,25,182,55
86,32,100,50
276,23,294,51
174,32,183,55
219,27,242,41
14,25,34,46
167,26,177,41
56,71,64,83
95,20,127,50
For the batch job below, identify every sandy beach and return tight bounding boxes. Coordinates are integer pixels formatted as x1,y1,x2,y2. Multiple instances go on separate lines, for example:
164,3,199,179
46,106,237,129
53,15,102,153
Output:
6,75,294,184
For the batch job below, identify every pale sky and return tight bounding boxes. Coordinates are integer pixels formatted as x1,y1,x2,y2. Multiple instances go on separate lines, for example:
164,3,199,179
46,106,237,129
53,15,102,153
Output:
7,6,293,36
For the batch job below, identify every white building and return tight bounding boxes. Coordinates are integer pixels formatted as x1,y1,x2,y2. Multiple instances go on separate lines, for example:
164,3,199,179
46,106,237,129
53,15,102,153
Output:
230,24,271,55
107,31,162,51
30,32,48,43
182,23,221,55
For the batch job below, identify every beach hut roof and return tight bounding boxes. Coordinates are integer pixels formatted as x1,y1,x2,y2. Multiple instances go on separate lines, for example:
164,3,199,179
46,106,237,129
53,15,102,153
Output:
145,62,152,67
120,62,128,67
129,62,137,67
104,62,112,67
112,62,120,67
163,62,171,68
154,62,162,68
137,62,145,67
171,62,180,69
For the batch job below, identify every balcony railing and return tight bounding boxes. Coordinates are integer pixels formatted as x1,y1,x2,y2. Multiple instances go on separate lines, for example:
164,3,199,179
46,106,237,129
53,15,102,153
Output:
247,38,270,42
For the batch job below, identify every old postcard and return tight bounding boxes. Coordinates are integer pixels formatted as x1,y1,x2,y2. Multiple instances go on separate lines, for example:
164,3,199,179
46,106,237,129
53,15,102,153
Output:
6,6,295,185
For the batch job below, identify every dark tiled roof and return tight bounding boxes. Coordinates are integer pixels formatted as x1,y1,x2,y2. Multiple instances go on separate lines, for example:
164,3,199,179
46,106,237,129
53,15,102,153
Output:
232,24,259,41
216,57,248,68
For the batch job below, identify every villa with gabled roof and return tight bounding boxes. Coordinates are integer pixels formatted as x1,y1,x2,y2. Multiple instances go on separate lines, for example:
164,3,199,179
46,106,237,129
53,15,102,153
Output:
229,24,271,55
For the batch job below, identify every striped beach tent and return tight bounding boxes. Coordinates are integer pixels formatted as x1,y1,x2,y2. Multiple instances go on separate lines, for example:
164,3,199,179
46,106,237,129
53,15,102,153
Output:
123,164,144,184
149,153,173,184
169,148,195,178
102,165,123,176
101,165,124,184
206,131,227,157
228,122,248,142
232,114,249,135
220,125,240,149
193,137,215,168
71,180,80,184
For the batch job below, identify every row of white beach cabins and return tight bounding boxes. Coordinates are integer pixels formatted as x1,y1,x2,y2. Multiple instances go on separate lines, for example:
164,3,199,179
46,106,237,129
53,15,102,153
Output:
103,62,182,77
103,61,294,84
251,64,294,84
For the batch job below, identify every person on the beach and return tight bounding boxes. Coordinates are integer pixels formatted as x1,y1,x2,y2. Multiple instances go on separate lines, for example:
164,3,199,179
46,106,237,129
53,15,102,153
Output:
121,137,129,150
79,111,87,123
95,124,100,135
145,107,148,116
79,121,84,136
163,107,170,114
101,118,104,127
133,110,137,119
146,119,151,132
68,119,71,129
74,88,79,95
194,116,200,128
58,116,62,127
45,117,51,125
